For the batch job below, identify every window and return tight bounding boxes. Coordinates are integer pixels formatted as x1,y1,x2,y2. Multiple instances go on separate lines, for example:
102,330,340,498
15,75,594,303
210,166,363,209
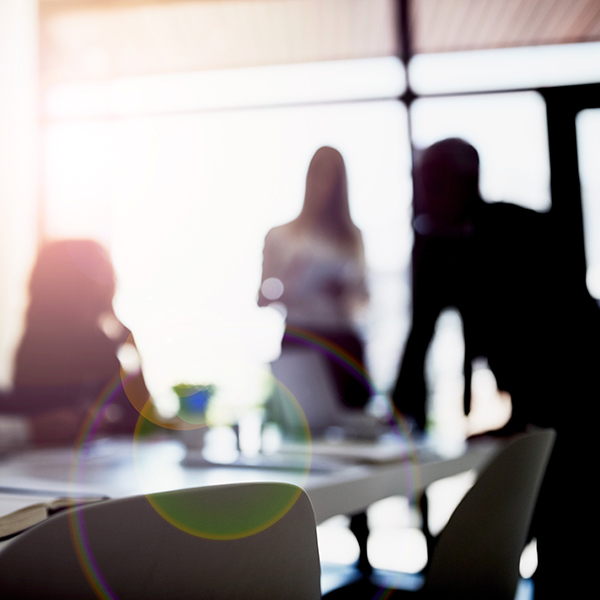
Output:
43,59,412,412
411,91,551,212
576,108,600,298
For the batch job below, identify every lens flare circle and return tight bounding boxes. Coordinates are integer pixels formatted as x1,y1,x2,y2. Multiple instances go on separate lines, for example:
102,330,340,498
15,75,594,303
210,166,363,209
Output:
65,326,422,599
132,375,312,540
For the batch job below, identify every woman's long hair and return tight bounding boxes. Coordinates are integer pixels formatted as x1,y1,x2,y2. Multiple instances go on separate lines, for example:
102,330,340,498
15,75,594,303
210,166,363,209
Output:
290,146,362,251
14,239,120,390
25,239,116,331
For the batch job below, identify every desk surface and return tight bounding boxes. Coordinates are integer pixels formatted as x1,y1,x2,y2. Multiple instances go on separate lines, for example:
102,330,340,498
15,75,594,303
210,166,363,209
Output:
0,435,498,525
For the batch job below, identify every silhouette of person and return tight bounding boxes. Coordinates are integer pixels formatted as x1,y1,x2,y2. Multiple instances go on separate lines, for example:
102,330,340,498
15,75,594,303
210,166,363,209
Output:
259,146,370,409
392,138,481,431
258,146,372,574
0,239,150,445
392,138,600,599
392,137,560,433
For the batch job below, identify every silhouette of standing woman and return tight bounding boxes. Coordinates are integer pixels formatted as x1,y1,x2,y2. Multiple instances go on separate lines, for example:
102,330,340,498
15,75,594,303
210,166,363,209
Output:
259,146,370,409
259,146,372,573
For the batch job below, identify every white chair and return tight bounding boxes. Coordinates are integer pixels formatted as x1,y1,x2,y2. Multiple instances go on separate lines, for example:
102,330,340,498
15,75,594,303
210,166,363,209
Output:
269,347,380,440
325,428,556,600
0,481,321,599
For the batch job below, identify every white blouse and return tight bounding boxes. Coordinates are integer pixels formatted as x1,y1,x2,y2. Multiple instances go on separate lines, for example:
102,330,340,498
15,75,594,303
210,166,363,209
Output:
259,225,368,331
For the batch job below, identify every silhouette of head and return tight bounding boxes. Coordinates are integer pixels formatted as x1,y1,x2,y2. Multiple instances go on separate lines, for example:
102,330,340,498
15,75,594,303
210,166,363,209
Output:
297,146,358,245
414,138,480,235
27,239,116,329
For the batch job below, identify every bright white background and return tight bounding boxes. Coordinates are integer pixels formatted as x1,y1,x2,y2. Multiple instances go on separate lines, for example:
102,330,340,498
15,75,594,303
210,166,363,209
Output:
43,59,553,420
44,96,412,414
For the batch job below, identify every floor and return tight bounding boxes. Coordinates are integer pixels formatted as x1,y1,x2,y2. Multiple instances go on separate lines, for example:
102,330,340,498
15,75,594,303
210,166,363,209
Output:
321,564,535,599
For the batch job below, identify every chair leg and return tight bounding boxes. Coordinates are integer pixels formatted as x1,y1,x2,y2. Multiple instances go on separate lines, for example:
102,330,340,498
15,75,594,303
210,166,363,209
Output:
419,489,436,575
349,512,372,576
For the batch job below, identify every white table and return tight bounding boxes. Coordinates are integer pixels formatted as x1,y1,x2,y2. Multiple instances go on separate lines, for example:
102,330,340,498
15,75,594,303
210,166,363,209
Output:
0,434,498,524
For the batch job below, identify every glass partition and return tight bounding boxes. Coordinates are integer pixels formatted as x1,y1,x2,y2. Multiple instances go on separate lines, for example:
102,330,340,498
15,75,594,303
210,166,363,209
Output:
576,108,600,298
44,92,412,412
411,91,551,212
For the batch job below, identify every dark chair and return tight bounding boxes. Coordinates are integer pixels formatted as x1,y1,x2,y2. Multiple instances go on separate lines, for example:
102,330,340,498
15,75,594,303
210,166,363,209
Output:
325,428,556,600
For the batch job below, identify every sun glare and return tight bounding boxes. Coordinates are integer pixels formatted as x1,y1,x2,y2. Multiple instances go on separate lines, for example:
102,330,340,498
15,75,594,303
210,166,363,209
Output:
43,50,556,413
44,62,411,411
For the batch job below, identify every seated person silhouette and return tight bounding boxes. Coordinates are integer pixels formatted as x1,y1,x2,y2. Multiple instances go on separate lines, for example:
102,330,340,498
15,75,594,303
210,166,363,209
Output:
0,239,151,445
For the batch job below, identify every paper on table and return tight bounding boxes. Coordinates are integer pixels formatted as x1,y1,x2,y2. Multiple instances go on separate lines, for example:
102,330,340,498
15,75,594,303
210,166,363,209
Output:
0,491,107,539
0,477,108,498
1,493,58,520
279,438,428,464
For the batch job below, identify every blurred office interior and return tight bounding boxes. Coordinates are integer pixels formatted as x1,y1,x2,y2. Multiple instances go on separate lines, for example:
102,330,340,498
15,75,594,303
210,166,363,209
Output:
1,0,599,579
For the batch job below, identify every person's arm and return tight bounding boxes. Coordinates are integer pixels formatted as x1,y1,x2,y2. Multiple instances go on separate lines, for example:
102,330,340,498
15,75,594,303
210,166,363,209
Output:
105,332,156,432
0,409,84,447
353,237,369,305
28,409,82,445
343,236,369,323
258,230,287,307
0,389,82,447
0,414,31,447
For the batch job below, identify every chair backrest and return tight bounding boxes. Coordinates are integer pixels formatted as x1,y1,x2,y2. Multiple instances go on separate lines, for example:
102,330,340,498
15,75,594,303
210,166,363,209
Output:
270,347,342,437
0,481,321,599
424,429,555,600
269,348,379,440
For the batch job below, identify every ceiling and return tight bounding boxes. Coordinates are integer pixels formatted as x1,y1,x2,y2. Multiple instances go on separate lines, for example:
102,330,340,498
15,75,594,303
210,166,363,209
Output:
39,0,600,85
412,0,600,53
